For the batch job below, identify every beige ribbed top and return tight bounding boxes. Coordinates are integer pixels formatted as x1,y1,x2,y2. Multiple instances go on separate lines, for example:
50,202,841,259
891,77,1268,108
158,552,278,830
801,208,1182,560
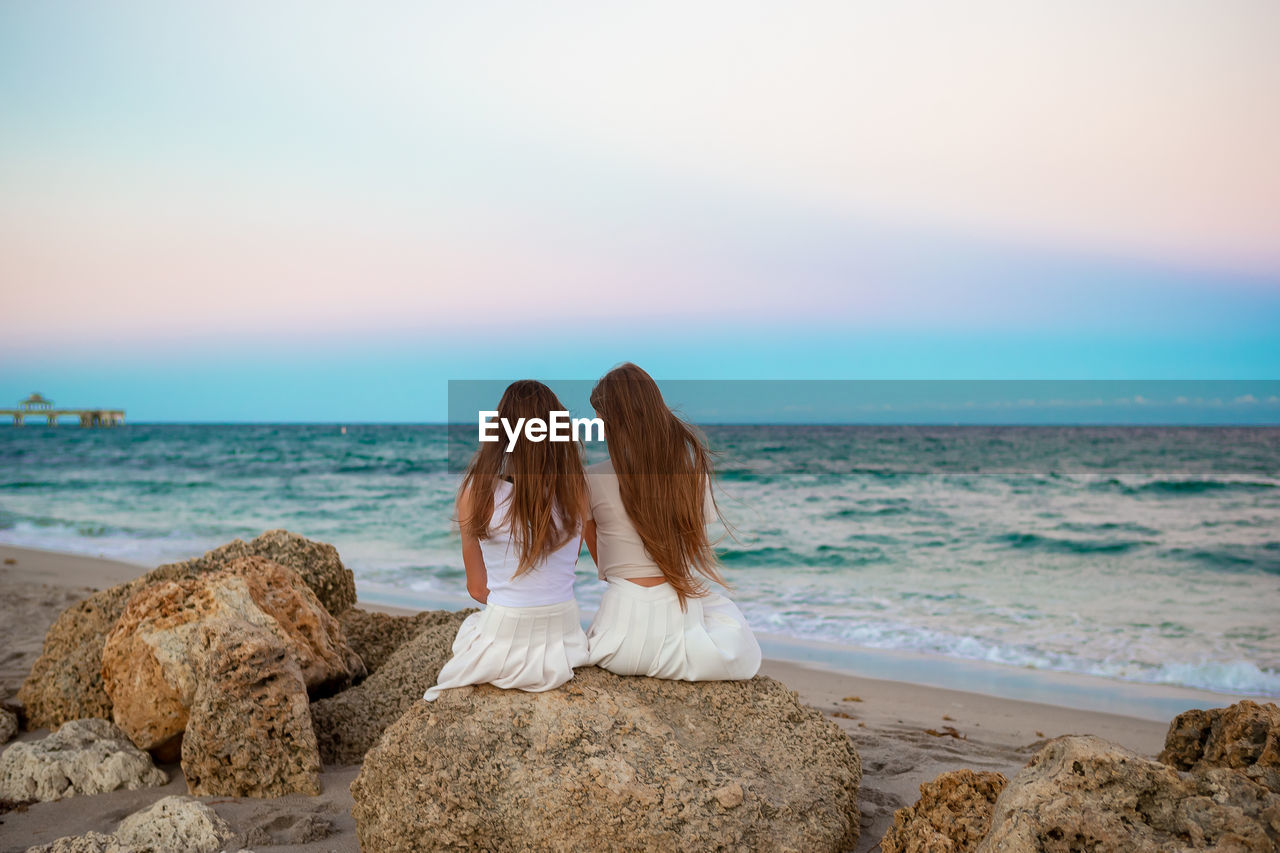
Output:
585,457,715,581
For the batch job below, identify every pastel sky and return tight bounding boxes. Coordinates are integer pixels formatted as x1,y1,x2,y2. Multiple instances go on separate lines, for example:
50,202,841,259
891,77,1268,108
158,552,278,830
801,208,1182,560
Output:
1,1,1278,421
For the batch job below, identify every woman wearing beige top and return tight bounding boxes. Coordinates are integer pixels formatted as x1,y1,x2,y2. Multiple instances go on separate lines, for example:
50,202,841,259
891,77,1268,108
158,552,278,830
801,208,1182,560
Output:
582,363,761,681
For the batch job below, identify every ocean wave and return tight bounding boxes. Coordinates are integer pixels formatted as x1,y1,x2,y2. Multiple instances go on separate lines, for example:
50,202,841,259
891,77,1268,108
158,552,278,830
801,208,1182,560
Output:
717,545,884,568
746,607,1280,697
1089,477,1279,496
995,532,1151,555
1166,543,1280,575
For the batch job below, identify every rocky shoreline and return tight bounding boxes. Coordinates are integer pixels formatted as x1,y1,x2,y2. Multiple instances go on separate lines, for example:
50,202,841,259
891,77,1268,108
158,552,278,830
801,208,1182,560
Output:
1,535,1275,852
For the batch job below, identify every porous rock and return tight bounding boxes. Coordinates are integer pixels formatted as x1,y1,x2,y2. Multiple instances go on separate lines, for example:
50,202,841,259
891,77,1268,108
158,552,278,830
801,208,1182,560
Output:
881,768,1008,853
350,667,862,852
17,577,149,730
180,620,322,797
23,796,237,853
22,830,133,853
312,609,474,764
338,606,474,676
101,555,364,751
0,718,167,802
162,527,356,617
977,734,1280,851
1159,699,1280,794
113,794,235,853
0,706,17,743
18,529,356,730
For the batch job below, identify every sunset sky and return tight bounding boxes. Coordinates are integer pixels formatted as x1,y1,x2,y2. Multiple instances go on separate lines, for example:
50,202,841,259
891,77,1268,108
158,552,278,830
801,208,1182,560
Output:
1,1,1277,421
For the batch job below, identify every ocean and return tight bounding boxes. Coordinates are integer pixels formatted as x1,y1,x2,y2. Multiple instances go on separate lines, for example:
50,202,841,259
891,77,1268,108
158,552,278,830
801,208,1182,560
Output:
2,423,1277,698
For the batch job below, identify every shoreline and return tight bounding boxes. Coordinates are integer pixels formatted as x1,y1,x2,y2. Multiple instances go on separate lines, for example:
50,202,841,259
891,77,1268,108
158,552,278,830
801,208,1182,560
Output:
0,540,1251,851
4,541,1264,720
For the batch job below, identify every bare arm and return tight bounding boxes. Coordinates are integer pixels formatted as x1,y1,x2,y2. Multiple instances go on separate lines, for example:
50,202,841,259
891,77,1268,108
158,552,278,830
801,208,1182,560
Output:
458,486,489,604
581,490,599,566
583,519,598,566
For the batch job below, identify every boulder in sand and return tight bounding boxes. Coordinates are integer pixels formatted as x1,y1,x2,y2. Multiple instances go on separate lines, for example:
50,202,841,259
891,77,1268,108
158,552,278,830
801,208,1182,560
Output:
978,734,1280,851
17,577,149,730
113,794,235,853
338,606,476,676
159,527,356,617
23,830,126,853
101,555,364,752
1159,698,1280,794
312,609,474,764
181,620,323,797
881,768,1008,853
351,667,862,852
0,718,167,802
17,530,357,731
25,794,238,853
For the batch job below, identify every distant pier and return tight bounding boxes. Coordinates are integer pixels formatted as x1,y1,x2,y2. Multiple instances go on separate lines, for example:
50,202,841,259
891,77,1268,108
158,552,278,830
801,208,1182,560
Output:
1,393,125,427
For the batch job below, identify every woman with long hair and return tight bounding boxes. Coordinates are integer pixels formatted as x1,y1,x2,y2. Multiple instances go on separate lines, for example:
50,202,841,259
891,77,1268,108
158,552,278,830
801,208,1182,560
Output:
424,380,590,700
582,362,761,680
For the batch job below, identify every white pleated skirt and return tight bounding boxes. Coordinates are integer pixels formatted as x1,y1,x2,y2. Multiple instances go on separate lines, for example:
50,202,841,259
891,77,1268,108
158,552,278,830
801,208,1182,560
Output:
586,579,762,681
423,598,590,701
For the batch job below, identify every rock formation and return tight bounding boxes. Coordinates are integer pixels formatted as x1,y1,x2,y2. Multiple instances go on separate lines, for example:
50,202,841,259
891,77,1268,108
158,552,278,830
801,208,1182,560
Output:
0,718,167,802
338,606,476,676
881,769,1008,853
0,706,16,743
351,667,862,852
17,529,356,731
101,555,364,752
113,795,235,853
180,620,323,797
312,609,474,764
24,794,239,853
1159,698,1280,794
156,528,356,617
978,734,1280,851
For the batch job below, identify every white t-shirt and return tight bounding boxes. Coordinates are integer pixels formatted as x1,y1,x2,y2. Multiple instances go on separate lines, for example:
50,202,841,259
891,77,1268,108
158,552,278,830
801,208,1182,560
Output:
481,479,582,607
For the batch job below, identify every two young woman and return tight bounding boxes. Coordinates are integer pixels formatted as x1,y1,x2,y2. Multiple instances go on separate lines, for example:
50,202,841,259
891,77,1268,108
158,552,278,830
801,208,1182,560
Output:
423,363,760,701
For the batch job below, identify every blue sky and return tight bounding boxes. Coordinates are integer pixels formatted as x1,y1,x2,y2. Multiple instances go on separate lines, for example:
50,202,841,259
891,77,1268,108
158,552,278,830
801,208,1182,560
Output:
1,2,1277,422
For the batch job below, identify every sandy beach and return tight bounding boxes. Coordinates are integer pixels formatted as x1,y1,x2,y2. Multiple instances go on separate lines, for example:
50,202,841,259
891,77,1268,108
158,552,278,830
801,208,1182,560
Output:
0,542,1241,852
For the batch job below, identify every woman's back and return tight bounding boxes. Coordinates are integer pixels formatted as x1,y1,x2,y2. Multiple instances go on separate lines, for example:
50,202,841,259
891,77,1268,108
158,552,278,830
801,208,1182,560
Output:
483,479,580,607
586,458,714,581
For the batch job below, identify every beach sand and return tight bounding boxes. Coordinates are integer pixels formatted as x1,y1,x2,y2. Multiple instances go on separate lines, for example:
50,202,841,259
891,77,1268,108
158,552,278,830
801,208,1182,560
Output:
0,543,1179,852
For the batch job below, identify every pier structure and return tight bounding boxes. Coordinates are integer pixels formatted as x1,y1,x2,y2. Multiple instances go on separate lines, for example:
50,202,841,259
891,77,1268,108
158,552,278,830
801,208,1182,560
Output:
1,393,125,427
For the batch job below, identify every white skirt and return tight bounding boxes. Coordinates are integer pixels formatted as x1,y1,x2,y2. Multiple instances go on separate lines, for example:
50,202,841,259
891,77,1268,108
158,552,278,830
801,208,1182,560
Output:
586,579,762,681
423,598,590,701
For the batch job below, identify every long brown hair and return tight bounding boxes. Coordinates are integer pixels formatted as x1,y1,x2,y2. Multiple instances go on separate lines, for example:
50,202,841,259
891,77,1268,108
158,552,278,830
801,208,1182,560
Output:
457,380,586,576
590,362,726,608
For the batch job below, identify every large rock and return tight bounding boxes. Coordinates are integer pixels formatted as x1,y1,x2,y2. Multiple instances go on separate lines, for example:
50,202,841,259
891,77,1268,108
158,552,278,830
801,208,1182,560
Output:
17,530,357,731
0,718,167,802
338,606,475,676
351,668,862,852
17,578,149,730
312,609,474,764
101,555,364,752
180,620,322,797
159,528,356,617
1160,699,1280,794
978,734,1280,851
25,795,238,853
881,769,1008,853
113,795,235,853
